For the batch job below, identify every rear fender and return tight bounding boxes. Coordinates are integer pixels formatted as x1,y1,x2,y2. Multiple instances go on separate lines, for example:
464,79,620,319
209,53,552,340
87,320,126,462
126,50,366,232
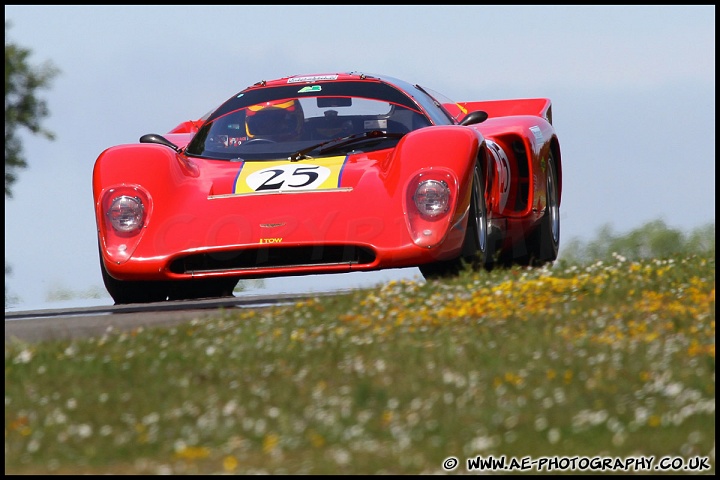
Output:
475,116,559,218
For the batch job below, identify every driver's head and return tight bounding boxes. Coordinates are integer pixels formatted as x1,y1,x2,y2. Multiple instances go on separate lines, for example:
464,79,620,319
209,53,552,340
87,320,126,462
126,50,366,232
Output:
245,99,304,141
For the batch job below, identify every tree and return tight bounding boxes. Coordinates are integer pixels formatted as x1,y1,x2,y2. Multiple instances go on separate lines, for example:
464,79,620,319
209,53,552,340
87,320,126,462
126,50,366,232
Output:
5,21,60,307
5,21,60,198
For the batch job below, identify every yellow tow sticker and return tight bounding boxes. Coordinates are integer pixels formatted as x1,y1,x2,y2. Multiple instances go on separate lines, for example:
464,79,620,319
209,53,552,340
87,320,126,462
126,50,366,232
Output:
233,156,348,194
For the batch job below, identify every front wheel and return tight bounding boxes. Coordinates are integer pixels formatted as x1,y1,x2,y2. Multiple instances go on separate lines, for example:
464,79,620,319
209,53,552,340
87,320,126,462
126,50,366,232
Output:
462,158,495,271
521,151,560,266
100,249,169,304
99,247,237,304
167,278,238,301
419,159,493,279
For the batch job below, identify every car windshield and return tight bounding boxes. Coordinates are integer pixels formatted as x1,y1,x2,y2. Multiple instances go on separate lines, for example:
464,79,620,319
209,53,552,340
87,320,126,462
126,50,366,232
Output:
416,85,466,123
185,81,432,161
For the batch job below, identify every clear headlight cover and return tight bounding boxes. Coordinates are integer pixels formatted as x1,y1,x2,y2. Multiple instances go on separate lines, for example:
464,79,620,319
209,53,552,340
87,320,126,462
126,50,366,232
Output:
107,195,145,233
413,180,450,218
404,169,458,249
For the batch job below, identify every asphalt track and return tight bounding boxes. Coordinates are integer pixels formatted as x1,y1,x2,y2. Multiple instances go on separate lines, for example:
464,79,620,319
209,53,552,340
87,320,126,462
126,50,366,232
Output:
4,292,328,343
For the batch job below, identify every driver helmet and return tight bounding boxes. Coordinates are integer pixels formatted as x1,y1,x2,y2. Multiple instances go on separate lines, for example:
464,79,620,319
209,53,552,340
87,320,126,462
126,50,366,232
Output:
245,99,304,141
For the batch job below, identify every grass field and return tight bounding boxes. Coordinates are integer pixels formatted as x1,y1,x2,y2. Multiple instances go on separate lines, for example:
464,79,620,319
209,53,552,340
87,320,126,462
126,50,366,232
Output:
5,252,715,474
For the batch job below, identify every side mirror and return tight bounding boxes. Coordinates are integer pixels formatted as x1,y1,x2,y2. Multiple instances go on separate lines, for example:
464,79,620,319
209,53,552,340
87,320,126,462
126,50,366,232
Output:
139,133,180,152
459,110,488,126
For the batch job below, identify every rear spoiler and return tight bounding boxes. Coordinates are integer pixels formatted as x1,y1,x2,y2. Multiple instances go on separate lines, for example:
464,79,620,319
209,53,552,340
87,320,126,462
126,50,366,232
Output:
457,98,552,125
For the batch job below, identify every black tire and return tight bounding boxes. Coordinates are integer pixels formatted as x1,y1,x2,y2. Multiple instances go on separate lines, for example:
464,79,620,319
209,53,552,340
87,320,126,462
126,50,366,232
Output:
99,246,236,304
420,159,493,279
463,159,494,270
167,278,238,301
99,249,170,304
522,151,560,266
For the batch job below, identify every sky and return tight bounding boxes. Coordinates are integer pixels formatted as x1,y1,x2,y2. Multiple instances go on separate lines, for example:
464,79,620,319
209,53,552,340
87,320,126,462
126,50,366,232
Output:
4,5,715,311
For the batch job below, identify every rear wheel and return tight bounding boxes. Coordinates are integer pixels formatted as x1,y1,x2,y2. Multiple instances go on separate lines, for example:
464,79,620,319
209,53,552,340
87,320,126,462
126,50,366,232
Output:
419,159,493,279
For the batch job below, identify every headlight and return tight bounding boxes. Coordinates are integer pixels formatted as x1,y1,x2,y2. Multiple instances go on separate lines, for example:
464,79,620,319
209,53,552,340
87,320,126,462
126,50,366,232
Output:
107,195,145,233
404,169,458,249
414,180,450,218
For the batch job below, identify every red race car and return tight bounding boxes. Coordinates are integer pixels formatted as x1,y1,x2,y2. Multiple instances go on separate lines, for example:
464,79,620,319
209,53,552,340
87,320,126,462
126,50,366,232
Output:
93,72,562,304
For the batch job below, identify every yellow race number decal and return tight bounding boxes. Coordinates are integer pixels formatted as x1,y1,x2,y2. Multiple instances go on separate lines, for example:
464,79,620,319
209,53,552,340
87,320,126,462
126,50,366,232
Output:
234,156,347,194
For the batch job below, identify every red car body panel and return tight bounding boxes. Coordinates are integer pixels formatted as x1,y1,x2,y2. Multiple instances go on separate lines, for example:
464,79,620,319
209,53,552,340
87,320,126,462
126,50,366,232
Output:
92,72,562,302
94,128,478,280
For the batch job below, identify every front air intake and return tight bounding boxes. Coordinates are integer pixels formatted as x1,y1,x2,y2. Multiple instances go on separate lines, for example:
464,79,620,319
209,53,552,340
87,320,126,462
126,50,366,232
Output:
169,245,376,274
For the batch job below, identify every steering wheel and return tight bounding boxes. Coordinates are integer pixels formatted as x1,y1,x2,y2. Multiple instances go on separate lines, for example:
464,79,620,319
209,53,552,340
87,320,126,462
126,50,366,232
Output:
243,138,276,145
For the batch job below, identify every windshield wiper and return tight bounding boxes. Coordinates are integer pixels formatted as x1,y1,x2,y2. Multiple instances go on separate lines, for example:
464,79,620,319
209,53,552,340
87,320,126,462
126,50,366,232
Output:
288,130,405,161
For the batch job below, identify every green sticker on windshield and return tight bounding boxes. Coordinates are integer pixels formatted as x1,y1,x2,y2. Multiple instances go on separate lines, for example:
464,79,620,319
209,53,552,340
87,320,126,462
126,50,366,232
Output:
298,85,322,93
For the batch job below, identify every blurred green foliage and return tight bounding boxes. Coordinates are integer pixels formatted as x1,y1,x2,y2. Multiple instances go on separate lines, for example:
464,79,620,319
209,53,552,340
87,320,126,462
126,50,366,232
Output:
559,220,715,265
